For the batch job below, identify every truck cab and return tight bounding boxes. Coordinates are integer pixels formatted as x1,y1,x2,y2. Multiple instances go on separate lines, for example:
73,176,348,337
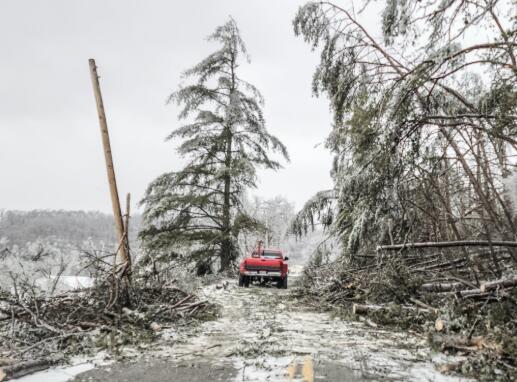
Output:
238,248,289,289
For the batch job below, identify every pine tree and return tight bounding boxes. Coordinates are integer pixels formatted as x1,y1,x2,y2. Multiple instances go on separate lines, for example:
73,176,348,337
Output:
140,18,289,272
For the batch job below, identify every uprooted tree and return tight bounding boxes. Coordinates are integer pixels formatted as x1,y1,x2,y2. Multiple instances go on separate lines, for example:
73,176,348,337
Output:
140,18,289,273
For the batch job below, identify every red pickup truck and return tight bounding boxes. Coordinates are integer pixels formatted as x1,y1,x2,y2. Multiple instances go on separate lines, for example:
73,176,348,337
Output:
238,248,289,289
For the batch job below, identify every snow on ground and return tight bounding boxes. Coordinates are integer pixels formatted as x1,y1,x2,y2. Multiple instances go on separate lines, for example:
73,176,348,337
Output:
11,352,112,382
34,276,94,293
151,277,471,381
13,275,472,381
13,363,95,382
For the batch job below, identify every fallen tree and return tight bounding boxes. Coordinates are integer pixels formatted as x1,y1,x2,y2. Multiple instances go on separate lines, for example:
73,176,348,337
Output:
377,241,517,251
293,245,517,380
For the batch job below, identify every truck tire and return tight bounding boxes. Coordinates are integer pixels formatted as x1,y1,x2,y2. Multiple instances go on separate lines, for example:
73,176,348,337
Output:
282,276,288,289
244,276,250,288
238,275,245,287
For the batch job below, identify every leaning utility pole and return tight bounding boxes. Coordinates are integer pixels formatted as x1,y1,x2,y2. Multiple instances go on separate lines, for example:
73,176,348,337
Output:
88,58,129,268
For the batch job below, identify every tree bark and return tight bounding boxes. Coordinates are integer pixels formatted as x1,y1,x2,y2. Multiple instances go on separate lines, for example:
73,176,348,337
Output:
378,240,517,251
480,277,517,292
1,358,59,381
420,282,467,292
220,48,237,272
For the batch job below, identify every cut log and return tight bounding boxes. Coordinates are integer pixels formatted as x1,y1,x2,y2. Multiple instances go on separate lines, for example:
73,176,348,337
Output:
378,240,517,251
430,334,501,353
352,303,432,315
420,282,466,292
0,360,15,368
458,288,484,298
480,276,517,293
435,318,446,332
437,277,517,298
352,304,383,315
149,322,161,331
0,358,59,381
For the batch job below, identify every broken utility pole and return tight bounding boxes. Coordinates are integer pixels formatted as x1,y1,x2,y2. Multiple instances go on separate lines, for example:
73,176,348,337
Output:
88,58,130,271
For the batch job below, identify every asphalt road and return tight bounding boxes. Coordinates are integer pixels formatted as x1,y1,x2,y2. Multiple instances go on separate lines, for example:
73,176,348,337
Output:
71,358,363,382
71,275,465,382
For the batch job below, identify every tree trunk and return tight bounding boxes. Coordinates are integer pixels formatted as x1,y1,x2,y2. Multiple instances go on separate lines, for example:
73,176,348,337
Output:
220,121,233,272
1,358,60,380
378,240,517,251
219,49,238,272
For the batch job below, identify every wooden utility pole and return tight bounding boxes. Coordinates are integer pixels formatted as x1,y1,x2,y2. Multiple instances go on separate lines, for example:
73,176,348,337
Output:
88,58,129,267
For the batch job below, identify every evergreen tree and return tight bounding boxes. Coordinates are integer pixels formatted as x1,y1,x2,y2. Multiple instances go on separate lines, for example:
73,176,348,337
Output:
140,18,289,272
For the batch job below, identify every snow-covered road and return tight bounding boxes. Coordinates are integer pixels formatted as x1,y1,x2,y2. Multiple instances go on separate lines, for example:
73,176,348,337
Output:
67,274,470,381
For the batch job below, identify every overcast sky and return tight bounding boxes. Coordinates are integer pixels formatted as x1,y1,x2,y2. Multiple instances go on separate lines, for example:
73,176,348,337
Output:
0,1,373,213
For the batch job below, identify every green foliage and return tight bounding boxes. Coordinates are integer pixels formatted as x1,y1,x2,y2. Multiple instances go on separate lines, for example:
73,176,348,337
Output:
141,18,288,272
290,190,335,237
293,0,517,260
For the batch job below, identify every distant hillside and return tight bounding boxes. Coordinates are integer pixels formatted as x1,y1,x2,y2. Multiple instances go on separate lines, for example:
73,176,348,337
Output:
0,210,141,248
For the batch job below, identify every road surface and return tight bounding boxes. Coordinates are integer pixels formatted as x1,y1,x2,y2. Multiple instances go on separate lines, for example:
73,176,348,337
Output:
69,273,467,382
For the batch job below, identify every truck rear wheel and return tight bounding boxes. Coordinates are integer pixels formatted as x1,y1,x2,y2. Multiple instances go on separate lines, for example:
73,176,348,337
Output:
277,277,288,289
238,275,245,287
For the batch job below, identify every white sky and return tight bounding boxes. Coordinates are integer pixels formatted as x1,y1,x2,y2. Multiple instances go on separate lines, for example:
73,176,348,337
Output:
0,1,380,213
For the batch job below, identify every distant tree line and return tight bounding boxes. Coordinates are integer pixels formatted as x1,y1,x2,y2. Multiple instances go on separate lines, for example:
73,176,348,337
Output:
0,210,141,249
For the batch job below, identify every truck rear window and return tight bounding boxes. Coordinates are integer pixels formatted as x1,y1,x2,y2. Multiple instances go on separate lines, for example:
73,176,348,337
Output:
262,251,282,259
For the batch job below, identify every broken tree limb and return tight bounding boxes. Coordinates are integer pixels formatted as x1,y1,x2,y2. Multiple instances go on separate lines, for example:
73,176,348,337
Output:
415,259,468,273
0,360,15,368
377,240,517,251
480,276,517,292
435,318,446,332
430,277,517,298
16,332,86,356
409,298,440,314
169,294,194,309
419,282,467,292
352,303,432,315
352,304,382,315
430,333,501,353
0,357,60,381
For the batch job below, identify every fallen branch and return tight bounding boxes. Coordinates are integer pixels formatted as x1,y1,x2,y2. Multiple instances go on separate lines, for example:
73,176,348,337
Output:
170,294,194,309
480,276,517,292
378,240,517,251
419,282,467,292
430,333,501,353
0,357,60,381
16,332,86,356
352,303,432,315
